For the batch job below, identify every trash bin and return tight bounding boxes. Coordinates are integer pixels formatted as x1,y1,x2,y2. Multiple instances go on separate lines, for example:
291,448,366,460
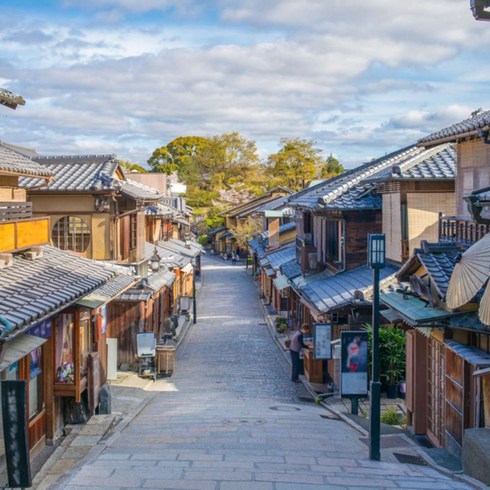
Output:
156,345,175,375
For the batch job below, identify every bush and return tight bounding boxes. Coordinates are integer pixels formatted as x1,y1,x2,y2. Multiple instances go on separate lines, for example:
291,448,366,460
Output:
380,406,405,426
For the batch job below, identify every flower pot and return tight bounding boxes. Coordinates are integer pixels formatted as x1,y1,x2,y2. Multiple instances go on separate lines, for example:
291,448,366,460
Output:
386,383,398,399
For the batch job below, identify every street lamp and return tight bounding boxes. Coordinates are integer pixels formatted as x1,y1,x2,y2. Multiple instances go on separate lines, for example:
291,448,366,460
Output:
150,248,161,272
471,0,490,20
367,233,385,461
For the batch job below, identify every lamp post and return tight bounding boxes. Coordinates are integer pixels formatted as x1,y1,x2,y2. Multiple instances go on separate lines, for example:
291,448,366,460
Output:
471,0,490,20
150,248,161,272
367,234,385,461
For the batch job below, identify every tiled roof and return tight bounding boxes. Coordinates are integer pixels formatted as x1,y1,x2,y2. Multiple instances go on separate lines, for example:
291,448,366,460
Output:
256,195,291,213
20,154,119,191
398,242,459,299
449,314,490,334
419,110,490,145
280,259,301,280
145,203,176,217
119,178,162,201
147,270,176,291
145,241,189,269
117,289,153,302
208,226,226,237
20,154,162,200
365,144,456,182
0,246,120,338
297,265,398,314
0,142,53,178
289,144,454,212
258,244,296,270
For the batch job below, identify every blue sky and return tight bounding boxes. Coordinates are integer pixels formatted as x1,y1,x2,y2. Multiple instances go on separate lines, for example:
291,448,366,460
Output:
0,0,489,168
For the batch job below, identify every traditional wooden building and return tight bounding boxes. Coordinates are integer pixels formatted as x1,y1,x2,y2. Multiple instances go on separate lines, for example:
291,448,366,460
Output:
0,143,136,458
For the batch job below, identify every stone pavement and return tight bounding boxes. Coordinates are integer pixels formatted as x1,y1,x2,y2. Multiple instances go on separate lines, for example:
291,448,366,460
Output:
39,256,483,489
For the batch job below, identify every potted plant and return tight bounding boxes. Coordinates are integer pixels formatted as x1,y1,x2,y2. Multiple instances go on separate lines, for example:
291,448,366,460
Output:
363,324,406,399
379,326,406,399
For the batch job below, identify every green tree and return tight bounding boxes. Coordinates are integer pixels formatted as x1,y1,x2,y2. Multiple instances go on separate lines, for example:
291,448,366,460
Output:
320,154,344,179
119,160,148,173
267,138,323,191
229,218,264,249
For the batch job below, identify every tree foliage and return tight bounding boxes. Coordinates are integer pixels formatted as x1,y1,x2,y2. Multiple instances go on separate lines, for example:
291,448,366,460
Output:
267,138,323,191
320,154,344,179
229,217,264,249
119,160,148,173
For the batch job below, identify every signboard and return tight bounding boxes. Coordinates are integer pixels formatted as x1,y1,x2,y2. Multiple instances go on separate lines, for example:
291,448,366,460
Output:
313,323,332,360
1,380,32,488
340,331,369,397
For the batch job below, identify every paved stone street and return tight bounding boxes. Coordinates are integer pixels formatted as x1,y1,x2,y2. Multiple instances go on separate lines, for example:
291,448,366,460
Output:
55,257,475,489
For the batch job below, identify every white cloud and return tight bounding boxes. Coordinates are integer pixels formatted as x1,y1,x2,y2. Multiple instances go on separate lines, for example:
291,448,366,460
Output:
0,0,489,167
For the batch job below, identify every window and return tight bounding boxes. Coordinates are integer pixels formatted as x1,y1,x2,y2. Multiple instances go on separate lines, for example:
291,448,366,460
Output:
326,220,344,264
130,213,137,250
52,216,90,253
55,314,75,384
28,347,44,420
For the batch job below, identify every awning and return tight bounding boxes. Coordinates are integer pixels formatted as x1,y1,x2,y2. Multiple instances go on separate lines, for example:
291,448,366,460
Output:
76,274,136,308
380,291,458,324
116,289,153,303
181,263,193,274
273,275,289,291
265,267,275,277
445,340,490,368
380,308,402,323
148,270,176,291
0,334,46,372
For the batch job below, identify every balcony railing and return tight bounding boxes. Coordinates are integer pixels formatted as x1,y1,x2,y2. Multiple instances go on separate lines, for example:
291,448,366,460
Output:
0,201,33,222
439,214,490,248
0,216,50,253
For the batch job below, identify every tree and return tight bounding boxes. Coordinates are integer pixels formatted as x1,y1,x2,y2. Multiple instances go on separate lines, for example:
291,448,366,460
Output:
119,160,148,173
212,183,254,209
267,138,323,191
320,154,344,179
229,217,264,249
147,136,209,177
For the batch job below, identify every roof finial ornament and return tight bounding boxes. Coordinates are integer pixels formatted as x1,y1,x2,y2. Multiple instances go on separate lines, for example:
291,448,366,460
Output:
471,107,483,117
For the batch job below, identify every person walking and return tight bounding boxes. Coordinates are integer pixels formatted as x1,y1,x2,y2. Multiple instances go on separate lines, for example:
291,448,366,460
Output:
289,323,310,383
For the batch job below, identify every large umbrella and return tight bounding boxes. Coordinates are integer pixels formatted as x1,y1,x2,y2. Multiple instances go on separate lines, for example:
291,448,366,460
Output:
446,233,490,313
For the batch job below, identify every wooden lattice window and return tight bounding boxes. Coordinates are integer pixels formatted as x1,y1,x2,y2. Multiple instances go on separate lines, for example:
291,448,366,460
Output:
130,213,137,250
52,216,91,253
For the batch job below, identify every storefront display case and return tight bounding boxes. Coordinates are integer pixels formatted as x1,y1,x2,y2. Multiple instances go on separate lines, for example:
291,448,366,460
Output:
53,308,91,402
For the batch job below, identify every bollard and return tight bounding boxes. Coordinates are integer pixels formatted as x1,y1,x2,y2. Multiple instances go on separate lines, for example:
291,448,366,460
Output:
99,384,112,414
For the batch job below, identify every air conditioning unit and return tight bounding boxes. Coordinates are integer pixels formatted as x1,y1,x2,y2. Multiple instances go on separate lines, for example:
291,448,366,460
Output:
308,253,319,270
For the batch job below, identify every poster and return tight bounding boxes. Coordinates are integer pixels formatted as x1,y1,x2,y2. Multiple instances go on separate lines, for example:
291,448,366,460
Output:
340,331,368,397
313,323,332,360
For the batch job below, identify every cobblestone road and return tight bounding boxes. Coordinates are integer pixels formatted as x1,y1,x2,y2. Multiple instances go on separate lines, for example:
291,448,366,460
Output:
59,257,475,489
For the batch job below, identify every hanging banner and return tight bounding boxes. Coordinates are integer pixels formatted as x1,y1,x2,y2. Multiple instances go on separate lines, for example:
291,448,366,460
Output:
313,323,332,360
2,380,32,488
340,331,368,397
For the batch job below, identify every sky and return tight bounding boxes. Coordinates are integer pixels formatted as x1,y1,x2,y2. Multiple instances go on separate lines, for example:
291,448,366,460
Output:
0,0,489,169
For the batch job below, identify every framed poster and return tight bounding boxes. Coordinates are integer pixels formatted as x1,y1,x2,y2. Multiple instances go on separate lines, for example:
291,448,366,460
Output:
313,323,332,360
340,331,369,397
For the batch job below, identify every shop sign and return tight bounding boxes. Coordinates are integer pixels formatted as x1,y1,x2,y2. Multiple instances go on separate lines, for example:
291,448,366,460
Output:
1,380,31,488
313,323,332,360
340,331,368,397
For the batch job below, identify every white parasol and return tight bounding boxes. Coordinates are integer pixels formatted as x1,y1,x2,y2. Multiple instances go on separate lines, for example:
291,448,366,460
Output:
446,233,490,311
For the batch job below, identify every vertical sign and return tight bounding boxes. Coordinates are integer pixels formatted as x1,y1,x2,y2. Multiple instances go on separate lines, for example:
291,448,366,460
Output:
340,331,369,397
268,218,280,248
2,380,32,488
313,323,332,360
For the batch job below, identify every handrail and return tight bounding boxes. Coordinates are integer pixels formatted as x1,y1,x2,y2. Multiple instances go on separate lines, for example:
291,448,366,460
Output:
0,201,33,222
439,213,490,247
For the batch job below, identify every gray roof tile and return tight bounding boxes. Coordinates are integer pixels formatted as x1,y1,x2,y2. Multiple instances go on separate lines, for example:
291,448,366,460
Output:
0,246,121,337
0,142,52,178
419,110,490,145
280,259,302,280
290,144,454,211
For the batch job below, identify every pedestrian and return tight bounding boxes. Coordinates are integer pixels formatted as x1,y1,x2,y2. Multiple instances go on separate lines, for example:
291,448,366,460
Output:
231,251,236,264
289,323,310,383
